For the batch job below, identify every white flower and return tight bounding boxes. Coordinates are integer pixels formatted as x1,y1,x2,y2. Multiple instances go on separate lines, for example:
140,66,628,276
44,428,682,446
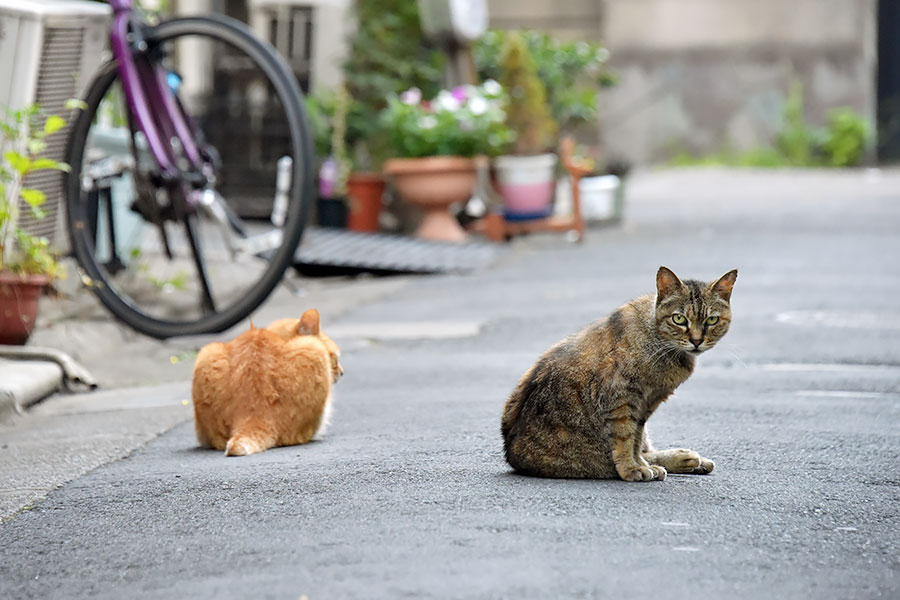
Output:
467,96,488,116
435,90,461,112
482,79,502,97
400,87,422,105
418,115,438,130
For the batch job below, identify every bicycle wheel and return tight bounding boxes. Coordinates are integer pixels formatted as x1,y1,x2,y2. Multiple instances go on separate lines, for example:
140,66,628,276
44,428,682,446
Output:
65,15,314,339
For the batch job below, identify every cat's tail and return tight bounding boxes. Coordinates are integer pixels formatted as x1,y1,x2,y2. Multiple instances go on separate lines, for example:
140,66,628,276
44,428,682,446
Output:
225,436,263,456
224,421,276,456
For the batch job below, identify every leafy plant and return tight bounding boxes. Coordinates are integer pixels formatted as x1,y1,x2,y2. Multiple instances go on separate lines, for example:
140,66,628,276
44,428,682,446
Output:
822,108,869,167
382,82,513,158
496,32,557,155
0,103,79,277
340,0,446,169
672,83,870,168
474,30,614,135
329,84,352,196
775,82,815,166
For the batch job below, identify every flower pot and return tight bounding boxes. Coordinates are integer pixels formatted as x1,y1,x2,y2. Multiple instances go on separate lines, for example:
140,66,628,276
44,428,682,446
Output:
316,196,348,229
0,272,49,345
494,153,558,220
383,156,476,243
346,172,386,232
580,174,624,222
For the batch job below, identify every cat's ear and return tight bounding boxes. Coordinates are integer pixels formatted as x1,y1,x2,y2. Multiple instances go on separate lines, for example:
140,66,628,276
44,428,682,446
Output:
656,266,684,300
298,309,320,336
709,269,738,302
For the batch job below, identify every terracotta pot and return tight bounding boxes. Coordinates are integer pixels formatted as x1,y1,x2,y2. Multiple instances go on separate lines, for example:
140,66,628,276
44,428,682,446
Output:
494,153,558,220
347,172,386,232
0,272,49,345
383,156,476,243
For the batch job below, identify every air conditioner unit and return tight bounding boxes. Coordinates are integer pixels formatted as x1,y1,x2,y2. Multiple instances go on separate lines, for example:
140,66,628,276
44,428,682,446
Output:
0,0,110,253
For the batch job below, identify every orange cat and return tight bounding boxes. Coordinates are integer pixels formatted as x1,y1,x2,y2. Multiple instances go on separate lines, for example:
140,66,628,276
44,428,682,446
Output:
192,309,343,456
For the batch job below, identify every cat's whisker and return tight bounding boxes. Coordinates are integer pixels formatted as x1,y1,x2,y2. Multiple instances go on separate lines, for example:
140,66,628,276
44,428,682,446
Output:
725,345,748,368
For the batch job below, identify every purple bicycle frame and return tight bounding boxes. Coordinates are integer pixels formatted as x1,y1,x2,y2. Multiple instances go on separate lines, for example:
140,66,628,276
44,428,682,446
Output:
107,0,204,179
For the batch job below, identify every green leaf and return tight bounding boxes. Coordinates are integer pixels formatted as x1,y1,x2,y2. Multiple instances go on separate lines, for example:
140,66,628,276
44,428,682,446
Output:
4,151,31,175
21,188,46,207
65,99,88,111
31,158,69,172
43,115,66,136
27,139,46,156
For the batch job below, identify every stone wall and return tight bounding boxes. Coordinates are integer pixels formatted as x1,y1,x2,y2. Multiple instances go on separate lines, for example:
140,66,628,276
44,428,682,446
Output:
599,0,877,164
487,0,602,42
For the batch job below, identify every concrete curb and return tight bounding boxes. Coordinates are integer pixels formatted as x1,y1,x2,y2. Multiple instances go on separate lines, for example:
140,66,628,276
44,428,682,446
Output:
0,358,64,419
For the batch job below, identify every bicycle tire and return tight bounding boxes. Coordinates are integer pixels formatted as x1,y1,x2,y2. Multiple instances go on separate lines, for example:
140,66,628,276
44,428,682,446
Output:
65,15,314,339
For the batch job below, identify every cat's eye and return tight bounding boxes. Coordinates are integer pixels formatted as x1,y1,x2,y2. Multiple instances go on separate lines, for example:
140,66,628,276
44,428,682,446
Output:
706,316,719,325
671,314,687,325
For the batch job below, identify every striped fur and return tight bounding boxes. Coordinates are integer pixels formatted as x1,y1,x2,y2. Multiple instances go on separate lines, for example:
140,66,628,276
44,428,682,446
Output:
501,267,736,481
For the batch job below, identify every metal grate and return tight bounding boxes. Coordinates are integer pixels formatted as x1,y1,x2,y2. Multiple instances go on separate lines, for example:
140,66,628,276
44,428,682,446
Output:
293,228,505,276
17,26,85,242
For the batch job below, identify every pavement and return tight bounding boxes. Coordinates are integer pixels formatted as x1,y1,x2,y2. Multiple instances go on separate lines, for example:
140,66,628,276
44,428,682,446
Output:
1,167,899,598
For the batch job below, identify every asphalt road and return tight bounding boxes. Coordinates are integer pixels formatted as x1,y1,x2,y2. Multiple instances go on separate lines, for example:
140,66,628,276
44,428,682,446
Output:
1,169,898,599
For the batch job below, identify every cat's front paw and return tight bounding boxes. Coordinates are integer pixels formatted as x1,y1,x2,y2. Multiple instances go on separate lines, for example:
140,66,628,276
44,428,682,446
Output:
645,448,715,474
622,464,667,482
690,457,714,474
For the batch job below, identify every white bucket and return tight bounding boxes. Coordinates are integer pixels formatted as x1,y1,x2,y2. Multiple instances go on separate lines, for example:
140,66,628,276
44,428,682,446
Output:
579,175,621,221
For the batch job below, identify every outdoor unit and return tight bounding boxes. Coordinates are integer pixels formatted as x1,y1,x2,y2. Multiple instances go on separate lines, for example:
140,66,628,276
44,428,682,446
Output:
0,0,110,252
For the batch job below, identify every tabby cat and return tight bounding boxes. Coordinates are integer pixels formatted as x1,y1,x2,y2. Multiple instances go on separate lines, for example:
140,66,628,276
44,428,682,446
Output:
501,267,737,481
193,309,343,456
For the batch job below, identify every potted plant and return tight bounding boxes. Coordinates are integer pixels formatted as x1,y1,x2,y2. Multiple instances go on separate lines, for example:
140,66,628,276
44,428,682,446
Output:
332,0,446,232
475,30,615,221
307,86,351,229
491,32,558,221
475,30,614,137
0,104,69,344
381,81,513,242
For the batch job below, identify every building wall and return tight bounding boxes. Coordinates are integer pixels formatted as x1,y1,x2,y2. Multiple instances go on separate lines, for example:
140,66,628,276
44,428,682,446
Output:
488,0,602,42
599,0,877,164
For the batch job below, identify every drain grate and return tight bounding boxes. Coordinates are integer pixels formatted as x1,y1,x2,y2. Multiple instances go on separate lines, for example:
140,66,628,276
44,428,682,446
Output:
293,227,505,276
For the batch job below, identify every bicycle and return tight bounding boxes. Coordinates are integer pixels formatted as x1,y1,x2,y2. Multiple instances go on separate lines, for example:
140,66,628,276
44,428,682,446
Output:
65,0,314,339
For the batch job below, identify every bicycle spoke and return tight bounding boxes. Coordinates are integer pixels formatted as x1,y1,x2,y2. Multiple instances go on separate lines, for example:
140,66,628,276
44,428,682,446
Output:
183,214,216,314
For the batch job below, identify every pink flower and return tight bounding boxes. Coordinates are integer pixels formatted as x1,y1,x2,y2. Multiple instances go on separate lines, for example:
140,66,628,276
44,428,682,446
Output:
451,86,467,103
400,87,422,106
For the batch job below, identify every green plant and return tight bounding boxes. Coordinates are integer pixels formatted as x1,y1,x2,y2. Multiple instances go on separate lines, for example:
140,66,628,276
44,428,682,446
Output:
822,108,869,167
496,32,557,155
382,82,513,158
0,103,78,278
330,84,352,196
304,93,334,159
340,0,446,169
671,82,871,168
474,30,614,135
775,82,815,166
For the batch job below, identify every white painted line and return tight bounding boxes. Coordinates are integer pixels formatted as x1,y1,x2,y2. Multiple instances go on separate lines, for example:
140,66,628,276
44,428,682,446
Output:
795,390,897,399
776,311,900,330
761,363,900,373
328,321,482,340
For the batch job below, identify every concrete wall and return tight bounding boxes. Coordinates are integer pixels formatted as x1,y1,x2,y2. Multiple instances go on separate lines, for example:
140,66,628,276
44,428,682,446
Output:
600,0,877,164
488,0,602,42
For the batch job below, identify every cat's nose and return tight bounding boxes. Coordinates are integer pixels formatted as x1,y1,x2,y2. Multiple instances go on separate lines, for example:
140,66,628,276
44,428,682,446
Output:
690,338,703,348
